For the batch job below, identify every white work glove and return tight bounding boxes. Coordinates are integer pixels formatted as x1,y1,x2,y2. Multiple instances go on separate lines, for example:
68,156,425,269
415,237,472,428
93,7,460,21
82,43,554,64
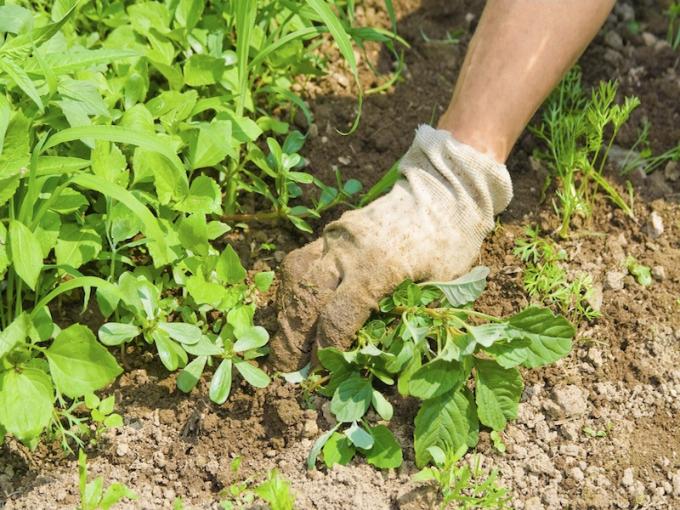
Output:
269,125,513,372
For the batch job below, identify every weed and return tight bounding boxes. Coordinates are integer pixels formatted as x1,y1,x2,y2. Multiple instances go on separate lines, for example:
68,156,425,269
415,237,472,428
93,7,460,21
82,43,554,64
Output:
302,267,575,469
219,457,296,510
514,226,600,321
531,67,639,237
625,256,652,286
78,449,137,510
0,1,401,449
413,445,511,510
617,120,680,176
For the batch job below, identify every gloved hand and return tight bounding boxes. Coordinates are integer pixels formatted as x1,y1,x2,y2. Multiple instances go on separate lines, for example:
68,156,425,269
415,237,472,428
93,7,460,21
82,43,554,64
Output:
269,125,513,372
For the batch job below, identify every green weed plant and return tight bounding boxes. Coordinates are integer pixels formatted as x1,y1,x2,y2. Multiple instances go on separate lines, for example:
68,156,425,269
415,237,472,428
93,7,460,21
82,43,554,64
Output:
303,267,575,470
0,0,400,449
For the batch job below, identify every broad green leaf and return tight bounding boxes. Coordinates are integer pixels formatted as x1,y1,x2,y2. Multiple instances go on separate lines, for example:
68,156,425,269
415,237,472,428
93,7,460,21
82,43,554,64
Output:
54,223,102,269
234,360,270,388
226,304,255,334
177,356,207,393
0,110,29,179
307,424,340,470
468,323,510,348
178,213,209,256
344,421,374,449
254,271,274,292
186,120,234,170
175,0,204,30
408,359,465,400
186,274,228,308
317,348,350,373
0,367,54,444
157,322,201,345
46,324,123,398
9,219,43,290
421,266,489,306
371,390,393,421
233,326,269,352
175,175,221,214
28,307,55,343
362,425,402,469
109,202,142,245
217,245,246,284
323,432,355,467
34,210,61,258
507,307,574,367
0,312,29,358
483,338,531,368
209,359,232,404
98,323,140,346
330,375,372,423
49,188,89,215
474,359,523,431
413,389,477,467
134,148,188,204
183,335,224,357
152,331,187,372
184,54,225,86
0,5,33,34
397,352,421,397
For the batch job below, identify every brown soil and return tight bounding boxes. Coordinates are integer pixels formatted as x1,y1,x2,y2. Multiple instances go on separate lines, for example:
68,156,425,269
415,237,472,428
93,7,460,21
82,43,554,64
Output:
2,1,680,509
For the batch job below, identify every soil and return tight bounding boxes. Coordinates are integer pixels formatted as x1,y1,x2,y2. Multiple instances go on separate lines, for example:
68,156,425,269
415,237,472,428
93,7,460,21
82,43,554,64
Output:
2,1,680,509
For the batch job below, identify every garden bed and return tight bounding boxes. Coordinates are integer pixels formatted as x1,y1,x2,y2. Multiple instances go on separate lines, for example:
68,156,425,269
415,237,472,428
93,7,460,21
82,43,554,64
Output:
2,1,680,509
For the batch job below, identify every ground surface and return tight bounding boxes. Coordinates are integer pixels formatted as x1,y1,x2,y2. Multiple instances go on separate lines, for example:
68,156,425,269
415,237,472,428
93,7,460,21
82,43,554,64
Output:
2,1,680,509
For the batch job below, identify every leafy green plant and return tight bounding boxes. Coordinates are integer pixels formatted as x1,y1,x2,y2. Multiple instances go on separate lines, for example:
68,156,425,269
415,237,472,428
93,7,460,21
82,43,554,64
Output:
219,457,296,510
78,449,137,510
668,2,680,50
0,0,401,448
413,445,511,510
514,226,600,321
303,267,575,469
531,67,639,237
625,256,652,287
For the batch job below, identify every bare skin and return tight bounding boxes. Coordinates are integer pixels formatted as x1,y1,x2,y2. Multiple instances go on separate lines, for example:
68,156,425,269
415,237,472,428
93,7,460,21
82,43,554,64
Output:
438,0,615,163
269,0,616,371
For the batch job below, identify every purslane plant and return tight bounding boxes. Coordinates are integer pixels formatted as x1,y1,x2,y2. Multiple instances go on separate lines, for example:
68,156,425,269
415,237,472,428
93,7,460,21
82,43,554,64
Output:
303,267,575,469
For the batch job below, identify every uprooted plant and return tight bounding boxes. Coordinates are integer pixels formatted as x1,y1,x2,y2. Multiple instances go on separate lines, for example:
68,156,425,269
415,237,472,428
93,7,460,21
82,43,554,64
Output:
301,266,575,470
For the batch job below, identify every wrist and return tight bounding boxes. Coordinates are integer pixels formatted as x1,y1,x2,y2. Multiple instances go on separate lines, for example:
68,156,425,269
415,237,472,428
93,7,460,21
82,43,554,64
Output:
436,112,511,164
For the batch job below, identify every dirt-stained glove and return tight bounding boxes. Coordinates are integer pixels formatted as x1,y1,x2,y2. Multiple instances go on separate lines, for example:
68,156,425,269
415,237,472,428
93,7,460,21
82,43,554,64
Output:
269,125,513,372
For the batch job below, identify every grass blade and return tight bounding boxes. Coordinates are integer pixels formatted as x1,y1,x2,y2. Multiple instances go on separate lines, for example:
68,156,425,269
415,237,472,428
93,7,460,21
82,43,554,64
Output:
305,0,362,134
70,174,173,267
235,0,257,116
43,125,185,177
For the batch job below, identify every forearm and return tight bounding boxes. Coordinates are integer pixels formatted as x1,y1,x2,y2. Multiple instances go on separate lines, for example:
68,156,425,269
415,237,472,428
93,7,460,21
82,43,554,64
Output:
438,0,615,163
